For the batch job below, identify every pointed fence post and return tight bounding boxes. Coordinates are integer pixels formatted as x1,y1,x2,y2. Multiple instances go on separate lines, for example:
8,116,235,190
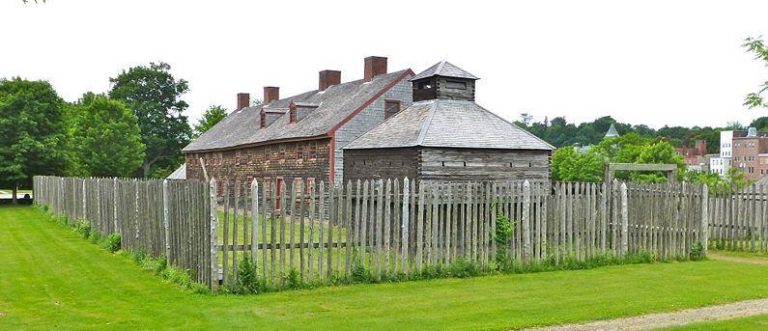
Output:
163,179,171,260
113,178,119,235
620,182,629,257
251,179,259,262
209,178,219,291
701,184,709,256
401,177,410,275
522,180,532,263
82,179,87,220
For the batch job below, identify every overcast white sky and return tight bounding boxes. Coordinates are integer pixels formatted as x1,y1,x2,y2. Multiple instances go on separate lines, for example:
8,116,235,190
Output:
2,0,767,129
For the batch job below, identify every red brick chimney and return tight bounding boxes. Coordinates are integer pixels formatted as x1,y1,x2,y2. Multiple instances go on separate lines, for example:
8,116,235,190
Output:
364,56,387,82
237,93,250,109
264,86,280,104
319,70,341,91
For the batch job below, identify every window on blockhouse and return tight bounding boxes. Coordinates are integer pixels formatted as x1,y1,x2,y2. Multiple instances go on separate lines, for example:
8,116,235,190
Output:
446,80,467,90
418,81,433,89
385,100,401,119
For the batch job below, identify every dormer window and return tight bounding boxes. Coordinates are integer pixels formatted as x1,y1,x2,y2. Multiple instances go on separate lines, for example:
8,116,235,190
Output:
385,100,401,119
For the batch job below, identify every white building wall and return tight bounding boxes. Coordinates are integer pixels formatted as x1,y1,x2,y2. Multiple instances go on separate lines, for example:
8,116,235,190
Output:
720,131,734,158
709,157,730,177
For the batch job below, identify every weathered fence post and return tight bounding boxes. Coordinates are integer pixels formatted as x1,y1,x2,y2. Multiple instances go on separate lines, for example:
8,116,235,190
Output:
162,179,171,260
251,179,259,262
113,178,119,235
209,178,219,291
82,179,87,220
522,180,532,262
134,179,140,241
701,184,709,256
401,177,410,275
620,182,629,257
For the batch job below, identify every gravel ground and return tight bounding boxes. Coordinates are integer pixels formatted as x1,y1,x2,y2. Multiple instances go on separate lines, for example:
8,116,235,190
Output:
529,253,768,331
528,298,768,331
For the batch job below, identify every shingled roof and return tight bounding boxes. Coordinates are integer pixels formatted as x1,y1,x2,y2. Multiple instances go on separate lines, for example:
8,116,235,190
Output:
183,69,412,152
344,99,554,150
409,61,479,81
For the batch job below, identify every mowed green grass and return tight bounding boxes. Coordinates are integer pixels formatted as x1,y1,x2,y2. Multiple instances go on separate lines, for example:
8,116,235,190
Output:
5,207,768,330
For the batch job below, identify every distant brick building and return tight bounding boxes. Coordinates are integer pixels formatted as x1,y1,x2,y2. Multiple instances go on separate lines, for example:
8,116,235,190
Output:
732,128,768,181
182,56,414,186
675,140,707,171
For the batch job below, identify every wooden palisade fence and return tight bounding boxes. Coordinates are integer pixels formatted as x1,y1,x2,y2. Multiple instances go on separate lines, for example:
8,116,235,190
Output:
35,175,768,291
33,176,213,287
708,184,768,252
215,178,714,291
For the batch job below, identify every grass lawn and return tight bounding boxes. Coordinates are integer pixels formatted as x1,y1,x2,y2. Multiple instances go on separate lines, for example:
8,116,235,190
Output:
5,206,768,330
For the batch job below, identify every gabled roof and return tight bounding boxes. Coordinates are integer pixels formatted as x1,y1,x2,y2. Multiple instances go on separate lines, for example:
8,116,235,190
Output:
410,61,479,81
344,99,554,151
167,164,186,180
183,69,413,153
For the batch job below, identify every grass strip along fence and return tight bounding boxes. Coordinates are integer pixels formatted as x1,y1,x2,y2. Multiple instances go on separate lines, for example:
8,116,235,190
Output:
34,176,763,293
33,176,212,288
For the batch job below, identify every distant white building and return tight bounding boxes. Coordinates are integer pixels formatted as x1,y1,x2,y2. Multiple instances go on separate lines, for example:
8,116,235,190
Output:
710,130,745,177
720,131,735,158
709,156,730,176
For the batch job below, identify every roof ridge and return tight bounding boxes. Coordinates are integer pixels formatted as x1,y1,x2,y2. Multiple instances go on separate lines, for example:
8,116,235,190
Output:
416,100,439,146
264,69,411,108
435,61,447,76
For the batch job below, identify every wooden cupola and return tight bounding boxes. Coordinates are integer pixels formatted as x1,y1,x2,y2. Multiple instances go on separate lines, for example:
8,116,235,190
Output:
410,61,479,102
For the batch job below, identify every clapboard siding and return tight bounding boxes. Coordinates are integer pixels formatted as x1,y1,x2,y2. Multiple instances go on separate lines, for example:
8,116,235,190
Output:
343,148,420,181
421,148,550,182
344,147,551,182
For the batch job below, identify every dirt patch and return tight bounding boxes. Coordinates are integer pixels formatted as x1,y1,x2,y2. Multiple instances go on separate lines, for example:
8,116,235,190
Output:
528,298,768,331
708,252,768,266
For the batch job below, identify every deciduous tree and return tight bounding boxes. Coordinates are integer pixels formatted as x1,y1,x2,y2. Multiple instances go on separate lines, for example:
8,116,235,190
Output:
193,105,228,138
109,62,192,178
69,94,145,177
0,78,68,203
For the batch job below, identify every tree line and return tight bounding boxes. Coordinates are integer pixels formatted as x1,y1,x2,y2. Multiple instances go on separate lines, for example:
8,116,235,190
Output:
0,62,229,202
516,114,768,152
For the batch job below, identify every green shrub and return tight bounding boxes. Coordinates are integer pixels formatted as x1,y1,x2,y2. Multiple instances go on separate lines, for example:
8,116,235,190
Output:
351,260,375,283
102,233,121,253
236,256,261,294
495,212,515,264
88,230,102,244
286,269,302,289
690,242,705,261
73,219,91,239
131,249,146,265
450,258,481,278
